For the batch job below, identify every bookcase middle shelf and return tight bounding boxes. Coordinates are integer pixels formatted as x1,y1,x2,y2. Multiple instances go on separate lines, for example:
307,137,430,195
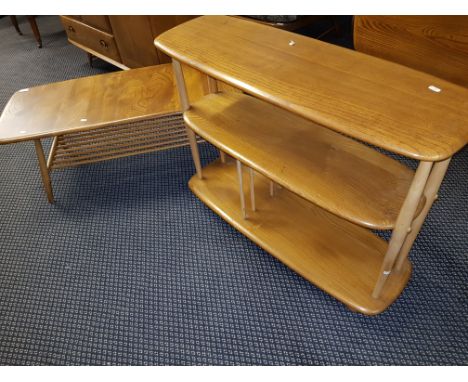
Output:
184,91,424,230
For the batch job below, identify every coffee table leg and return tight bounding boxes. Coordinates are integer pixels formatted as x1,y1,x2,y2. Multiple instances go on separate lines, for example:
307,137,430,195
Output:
34,139,54,203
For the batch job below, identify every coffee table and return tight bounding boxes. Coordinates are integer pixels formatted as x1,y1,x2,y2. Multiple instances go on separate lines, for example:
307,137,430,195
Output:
0,64,206,202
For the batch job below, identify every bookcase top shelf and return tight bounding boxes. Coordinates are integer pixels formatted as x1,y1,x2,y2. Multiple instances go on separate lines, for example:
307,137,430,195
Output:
155,16,468,161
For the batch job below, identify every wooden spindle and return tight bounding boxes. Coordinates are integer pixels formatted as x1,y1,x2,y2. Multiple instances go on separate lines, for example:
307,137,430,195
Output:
207,75,226,164
236,160,247,219
249,167,256,212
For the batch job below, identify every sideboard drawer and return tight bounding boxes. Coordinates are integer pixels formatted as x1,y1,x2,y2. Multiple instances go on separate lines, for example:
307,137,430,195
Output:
80,15,112,33
61,16,121,62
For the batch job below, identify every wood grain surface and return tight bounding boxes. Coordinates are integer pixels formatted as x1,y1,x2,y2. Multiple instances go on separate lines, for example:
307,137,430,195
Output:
189,159,412,315
155,16,468,161
108,16,161,68
185,92,423,230
0,63,207,144
354,16,468,87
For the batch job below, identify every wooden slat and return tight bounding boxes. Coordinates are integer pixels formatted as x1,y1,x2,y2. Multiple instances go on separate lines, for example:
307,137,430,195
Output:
49,113,204,169
54,136,189,161
189,159,412,315
57,114,184,144
50,113,207,169
54,137,190,163
51,134,203,169
55,126,187,155
53,144,190,170
155,16,468,161
184,92,423,230
52,139,188,169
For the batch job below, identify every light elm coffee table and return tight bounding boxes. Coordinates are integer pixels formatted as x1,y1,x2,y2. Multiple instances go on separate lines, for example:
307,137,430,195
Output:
0,64,206,203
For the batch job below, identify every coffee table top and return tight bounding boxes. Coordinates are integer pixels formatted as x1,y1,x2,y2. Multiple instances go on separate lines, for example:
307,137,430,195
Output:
155,16,468,161
0,64,205,144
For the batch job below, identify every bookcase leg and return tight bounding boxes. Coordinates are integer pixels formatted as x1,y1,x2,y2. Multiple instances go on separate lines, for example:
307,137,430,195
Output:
172,59,203,179
186,130,203,179
34,139,54,203
249,167,256,211
372,161,433,299
395,158,451,271
236,160,247,219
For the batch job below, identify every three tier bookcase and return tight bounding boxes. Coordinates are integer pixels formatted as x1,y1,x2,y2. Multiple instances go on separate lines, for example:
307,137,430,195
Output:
155,16,468,314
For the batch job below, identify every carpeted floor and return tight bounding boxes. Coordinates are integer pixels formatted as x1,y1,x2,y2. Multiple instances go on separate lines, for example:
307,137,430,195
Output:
0,16,467,366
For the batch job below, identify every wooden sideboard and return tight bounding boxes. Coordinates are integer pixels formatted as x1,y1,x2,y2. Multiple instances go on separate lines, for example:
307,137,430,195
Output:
60,16,197,69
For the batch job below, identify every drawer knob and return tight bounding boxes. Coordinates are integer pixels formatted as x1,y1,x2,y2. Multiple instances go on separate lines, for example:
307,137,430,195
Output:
99,40,108,49
68,25,75,33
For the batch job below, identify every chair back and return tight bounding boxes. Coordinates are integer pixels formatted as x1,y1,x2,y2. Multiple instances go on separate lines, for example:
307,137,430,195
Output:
354,16,468,87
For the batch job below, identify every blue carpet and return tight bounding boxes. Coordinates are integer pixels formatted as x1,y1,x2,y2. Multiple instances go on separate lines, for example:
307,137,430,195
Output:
0,16,467,365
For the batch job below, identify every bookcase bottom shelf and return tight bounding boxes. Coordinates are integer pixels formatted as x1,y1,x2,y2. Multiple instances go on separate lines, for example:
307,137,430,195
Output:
189,159,412,315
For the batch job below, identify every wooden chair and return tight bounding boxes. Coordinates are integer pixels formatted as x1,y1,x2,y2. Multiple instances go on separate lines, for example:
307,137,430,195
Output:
10,16,42,48
353,16,468,87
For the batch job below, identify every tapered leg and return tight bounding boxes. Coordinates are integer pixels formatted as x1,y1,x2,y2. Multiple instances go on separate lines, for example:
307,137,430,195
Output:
34,139,54,203
395,158,452,271
27,16,42,48
172,59,203,179
10,16,23,35
372,161,433,299
185,128,203,179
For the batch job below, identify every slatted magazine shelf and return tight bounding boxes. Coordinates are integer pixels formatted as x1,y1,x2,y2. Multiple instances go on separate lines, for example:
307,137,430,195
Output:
154,16,468,314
